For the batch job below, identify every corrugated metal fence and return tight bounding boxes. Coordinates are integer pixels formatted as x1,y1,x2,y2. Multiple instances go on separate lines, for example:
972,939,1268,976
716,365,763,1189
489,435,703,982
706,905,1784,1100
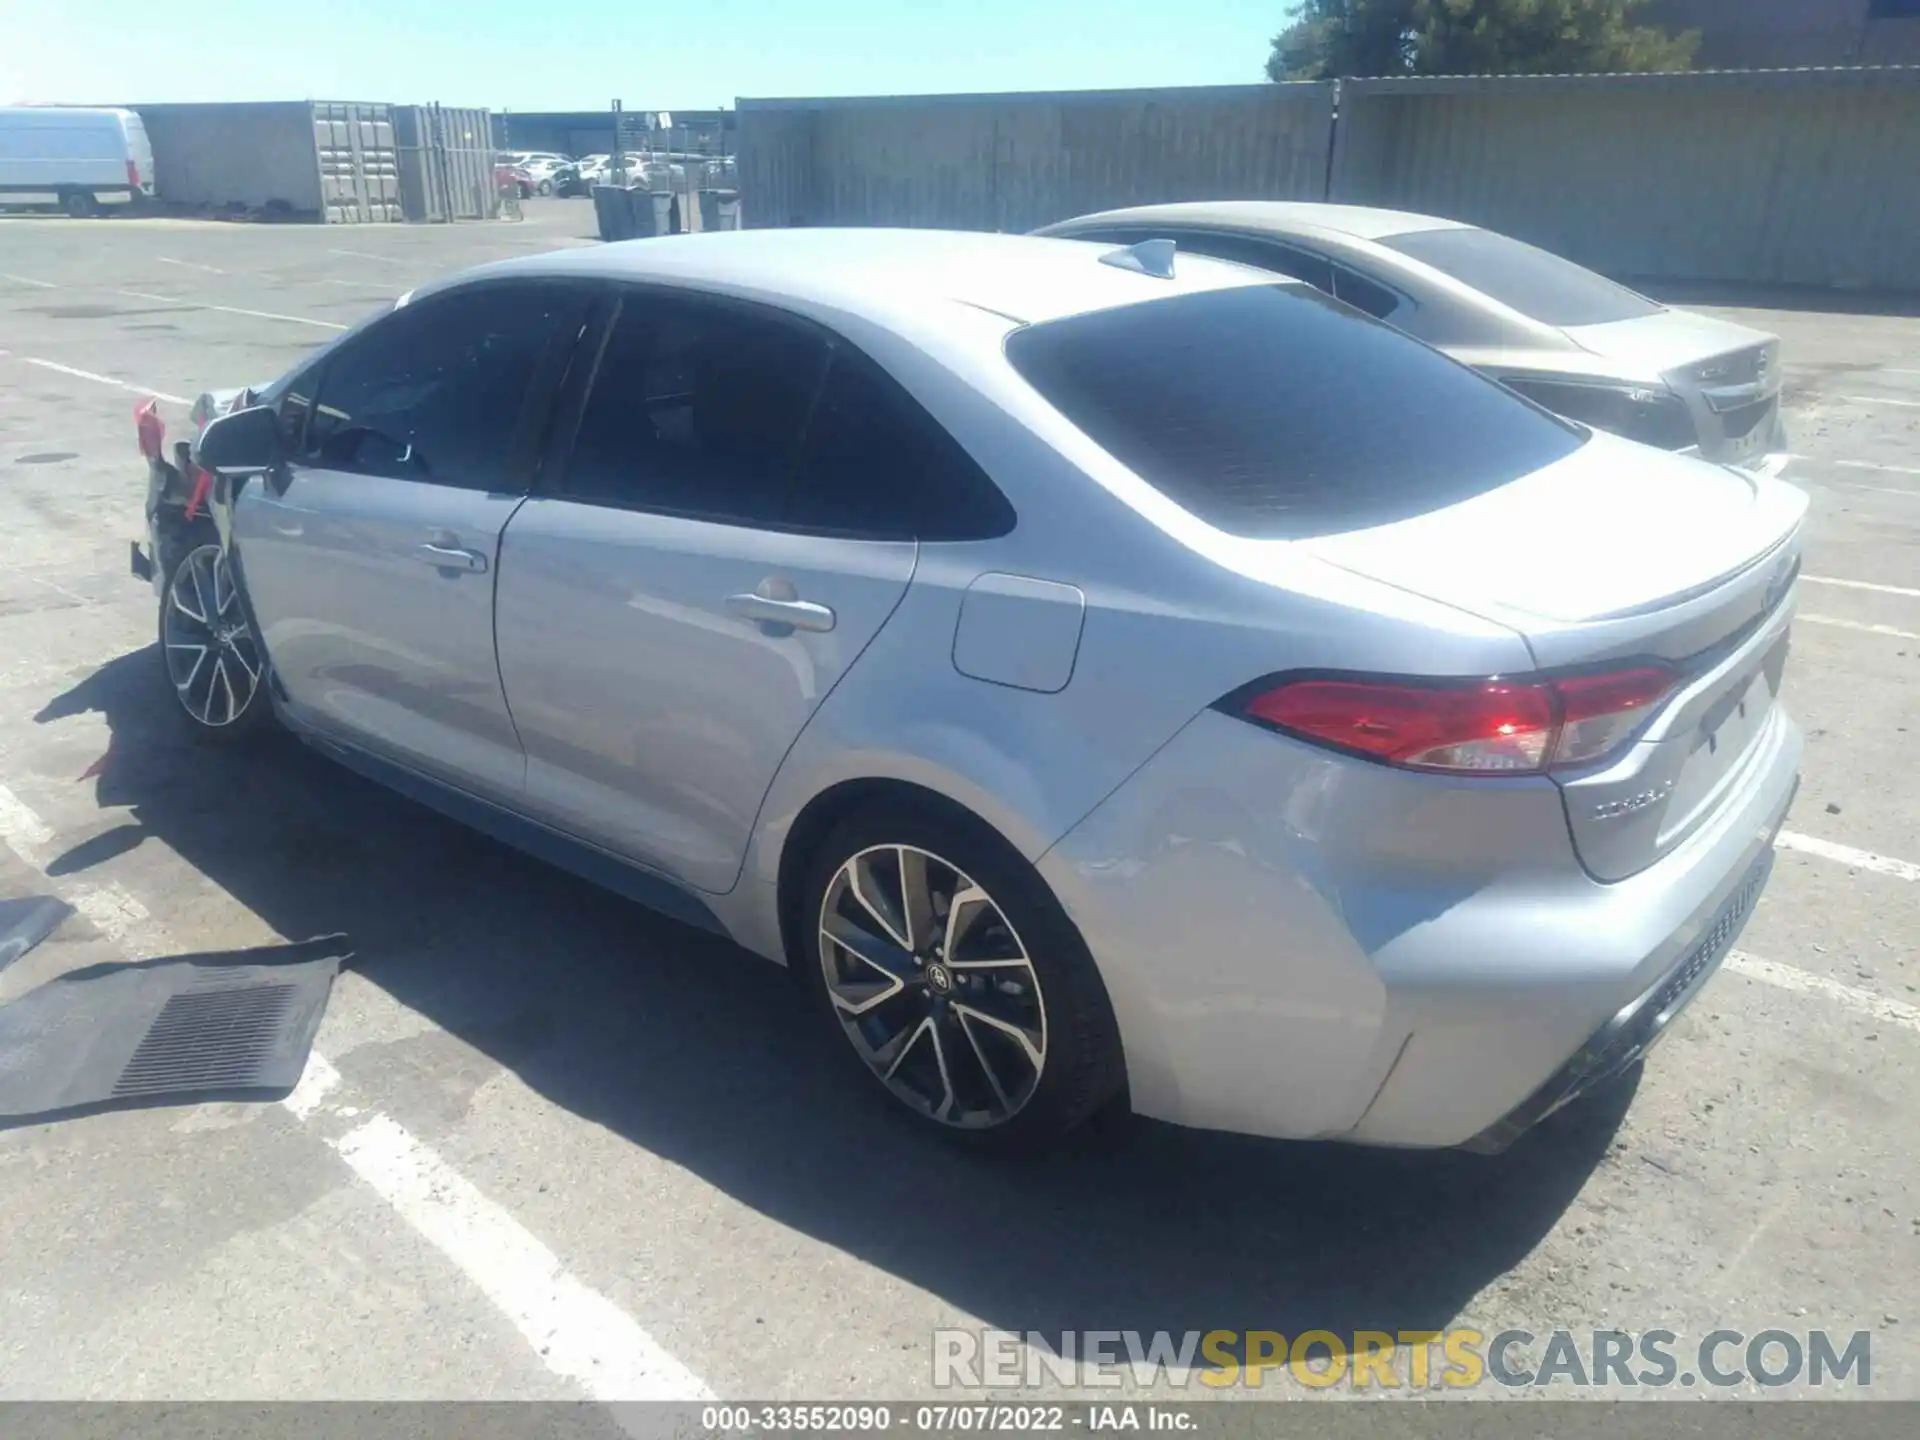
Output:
738,85,1337,234
1330,69,1920,289
738,68,1920,289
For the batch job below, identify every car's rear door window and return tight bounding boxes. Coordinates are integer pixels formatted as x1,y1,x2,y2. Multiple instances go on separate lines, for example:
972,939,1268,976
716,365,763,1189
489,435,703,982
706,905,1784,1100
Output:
1332,266,1404,320
785,348,1015,541
1005,284,1584,539
1380,226,1662,327
557,293,827,523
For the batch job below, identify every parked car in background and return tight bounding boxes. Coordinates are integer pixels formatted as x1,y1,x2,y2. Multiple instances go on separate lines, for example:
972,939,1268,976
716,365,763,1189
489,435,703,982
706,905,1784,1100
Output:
492,159,534,200
575,154,612,187
1038,202,1788,471
138,229,1801,1156
0,105,155,216
517,153,577,196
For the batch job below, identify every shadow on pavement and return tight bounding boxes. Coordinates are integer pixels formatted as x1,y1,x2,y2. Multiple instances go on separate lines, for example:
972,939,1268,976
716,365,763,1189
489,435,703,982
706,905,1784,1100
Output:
37,645,1629,1346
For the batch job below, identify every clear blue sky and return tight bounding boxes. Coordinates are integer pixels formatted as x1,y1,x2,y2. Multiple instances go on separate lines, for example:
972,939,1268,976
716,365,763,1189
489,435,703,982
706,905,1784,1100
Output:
0,0,1286,110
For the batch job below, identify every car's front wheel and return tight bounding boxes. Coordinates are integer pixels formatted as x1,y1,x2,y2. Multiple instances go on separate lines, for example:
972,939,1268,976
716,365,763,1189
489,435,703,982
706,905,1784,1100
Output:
160,539,272,740
800,799,1124,1151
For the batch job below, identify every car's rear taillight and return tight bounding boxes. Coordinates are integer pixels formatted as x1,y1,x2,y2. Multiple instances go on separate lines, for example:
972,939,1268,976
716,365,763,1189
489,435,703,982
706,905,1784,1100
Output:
1235,667,1675,775
126,158,140,188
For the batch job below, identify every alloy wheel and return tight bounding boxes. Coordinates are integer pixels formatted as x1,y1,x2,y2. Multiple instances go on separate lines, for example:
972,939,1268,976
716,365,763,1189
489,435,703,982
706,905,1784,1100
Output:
818,844,1047,1128
164,543,263,727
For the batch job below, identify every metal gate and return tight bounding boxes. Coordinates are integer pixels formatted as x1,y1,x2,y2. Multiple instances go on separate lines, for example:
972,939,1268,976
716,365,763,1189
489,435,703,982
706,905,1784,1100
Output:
397,104,498,222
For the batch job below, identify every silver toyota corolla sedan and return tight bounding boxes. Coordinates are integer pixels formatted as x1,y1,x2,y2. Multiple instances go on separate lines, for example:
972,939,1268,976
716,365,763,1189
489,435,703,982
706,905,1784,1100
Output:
1037,202,1789,471
134,228,1804,1154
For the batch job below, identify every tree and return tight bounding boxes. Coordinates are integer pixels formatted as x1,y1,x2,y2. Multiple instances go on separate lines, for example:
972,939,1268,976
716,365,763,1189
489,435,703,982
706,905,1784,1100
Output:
1266,1,1418,81
1267,0,1698,80
1415,0,1699,74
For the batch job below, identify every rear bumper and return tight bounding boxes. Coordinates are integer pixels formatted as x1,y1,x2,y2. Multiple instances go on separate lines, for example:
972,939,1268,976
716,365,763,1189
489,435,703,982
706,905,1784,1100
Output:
1038,699,1801,1150
1459,835,1776,1154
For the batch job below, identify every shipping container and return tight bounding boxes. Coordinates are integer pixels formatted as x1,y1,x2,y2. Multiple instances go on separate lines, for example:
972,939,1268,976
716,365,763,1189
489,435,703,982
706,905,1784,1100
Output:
130,100,413,222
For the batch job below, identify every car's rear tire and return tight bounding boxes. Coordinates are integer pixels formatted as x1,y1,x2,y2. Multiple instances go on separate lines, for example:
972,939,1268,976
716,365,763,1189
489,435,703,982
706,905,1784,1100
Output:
61,189,98,218
159,536,273,742
536,179,554,197
798,797,1125,1153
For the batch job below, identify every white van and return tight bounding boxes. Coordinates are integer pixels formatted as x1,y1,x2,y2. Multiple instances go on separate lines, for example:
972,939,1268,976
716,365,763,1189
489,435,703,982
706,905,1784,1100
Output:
0,107,156,216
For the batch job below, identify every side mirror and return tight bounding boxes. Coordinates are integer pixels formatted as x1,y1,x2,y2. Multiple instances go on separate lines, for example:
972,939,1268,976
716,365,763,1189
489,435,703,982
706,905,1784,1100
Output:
194,404,279,474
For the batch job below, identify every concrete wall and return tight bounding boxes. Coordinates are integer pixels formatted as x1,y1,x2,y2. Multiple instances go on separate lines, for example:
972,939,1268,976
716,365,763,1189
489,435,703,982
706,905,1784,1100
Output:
134,101,322,214
1329,68,1920,290
1652,0,1920,67
737,85,1337,233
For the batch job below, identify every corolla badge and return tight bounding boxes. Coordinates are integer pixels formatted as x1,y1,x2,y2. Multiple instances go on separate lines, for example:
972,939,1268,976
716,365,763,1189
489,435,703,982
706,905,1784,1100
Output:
1591,780,1674,822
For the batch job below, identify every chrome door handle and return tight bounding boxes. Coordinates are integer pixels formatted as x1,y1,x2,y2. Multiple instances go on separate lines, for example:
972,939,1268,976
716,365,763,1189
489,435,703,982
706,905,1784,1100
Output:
726,593,836,634
417,542,488,573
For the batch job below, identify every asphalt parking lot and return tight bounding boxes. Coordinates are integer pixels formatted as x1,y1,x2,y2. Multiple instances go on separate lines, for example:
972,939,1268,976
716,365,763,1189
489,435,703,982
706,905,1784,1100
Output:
0,200,1916,1405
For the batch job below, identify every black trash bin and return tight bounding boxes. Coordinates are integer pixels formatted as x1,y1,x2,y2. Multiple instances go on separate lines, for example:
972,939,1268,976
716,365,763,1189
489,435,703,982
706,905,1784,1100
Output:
592,185,634,242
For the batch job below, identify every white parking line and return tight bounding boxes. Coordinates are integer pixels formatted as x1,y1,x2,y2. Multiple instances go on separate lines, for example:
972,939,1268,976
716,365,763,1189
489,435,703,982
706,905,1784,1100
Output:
1836,395,1920,409
0,783,53,848
6,355,187,405
0,778,712,1405
1799,613,1920,641
155,257,228,275
0,271,56,288
1727,952,1920,1036
1777,831,1920,883
1803,575,1920,600
1831,458,1920,478
336,1114,714,1401
328,248,408,265
115,287,348,331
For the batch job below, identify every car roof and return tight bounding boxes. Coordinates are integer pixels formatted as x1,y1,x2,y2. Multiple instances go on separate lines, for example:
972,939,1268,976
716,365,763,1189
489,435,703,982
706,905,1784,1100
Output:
1043,200,1470,244
438,227,1283,328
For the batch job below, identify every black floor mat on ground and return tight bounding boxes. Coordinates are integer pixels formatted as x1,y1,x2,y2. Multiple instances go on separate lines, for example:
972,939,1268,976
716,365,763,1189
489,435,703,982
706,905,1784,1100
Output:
0,896,73,975
0,934,348,1127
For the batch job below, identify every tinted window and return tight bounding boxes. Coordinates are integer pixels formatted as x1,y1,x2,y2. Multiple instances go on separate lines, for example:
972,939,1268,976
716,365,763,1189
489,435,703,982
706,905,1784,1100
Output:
1333,267,1402,320
275,374,317,453
1381,226,1662,327
1188,235,1336,295
1005,284,1584,540
304,287,576,489
561,295,825,522
786,350,1014,541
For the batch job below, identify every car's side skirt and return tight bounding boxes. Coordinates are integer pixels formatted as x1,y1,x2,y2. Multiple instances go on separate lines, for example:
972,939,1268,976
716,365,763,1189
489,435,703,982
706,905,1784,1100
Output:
295,728,730,939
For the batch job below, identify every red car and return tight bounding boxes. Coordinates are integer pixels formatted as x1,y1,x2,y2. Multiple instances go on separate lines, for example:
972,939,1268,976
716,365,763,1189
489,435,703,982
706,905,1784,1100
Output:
493,161,534,200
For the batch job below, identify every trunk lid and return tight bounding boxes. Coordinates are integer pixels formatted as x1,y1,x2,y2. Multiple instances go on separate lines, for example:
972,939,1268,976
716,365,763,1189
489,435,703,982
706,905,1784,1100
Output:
1566,310,1785,465
1562,307,1777,381
1303,432,1807,879
1301,432,1805,654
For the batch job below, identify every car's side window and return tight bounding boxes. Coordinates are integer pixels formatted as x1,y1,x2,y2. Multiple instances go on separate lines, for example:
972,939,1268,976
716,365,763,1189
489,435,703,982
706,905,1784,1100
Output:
785,347,1015,541
302,285,579,491
1176,233,1339,295
275,369,319,454
1333,266,1405,321
558,293,827,523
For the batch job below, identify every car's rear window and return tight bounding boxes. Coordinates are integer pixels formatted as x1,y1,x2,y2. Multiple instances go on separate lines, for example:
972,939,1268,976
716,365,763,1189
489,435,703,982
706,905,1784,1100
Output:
1004,284,1584,539
1380,226,1663,327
